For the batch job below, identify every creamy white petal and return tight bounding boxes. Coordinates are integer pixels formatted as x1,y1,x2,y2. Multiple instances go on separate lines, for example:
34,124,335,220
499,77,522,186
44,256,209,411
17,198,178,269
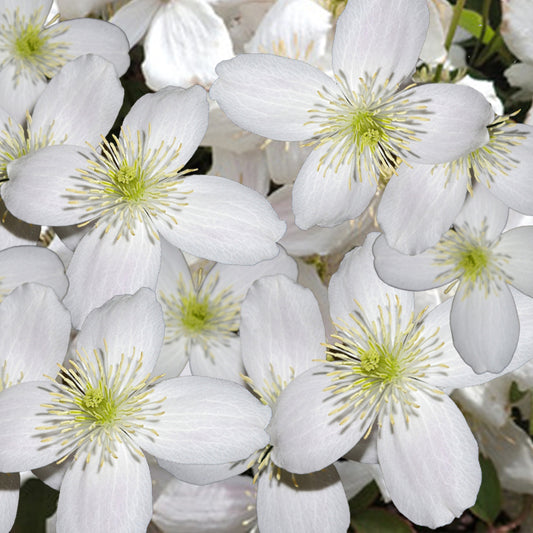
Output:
0,246,68,299
406,83,493,164
122,85,208,174
270,364,374,474
157,459,249,486
50,19,130,76
332,0,428,91
152,336,191,380
378,163,468,254
0,200,40,250
373,234,453,290
494,226,533,296
292,145,377,230
157,175,285,265
241,275,325,388
454,184,509,240
74,289,164,377
56,446,152,533
137,377,271,465
0,65,47,124
31,54,124,147
142,0,233,89
377,389,480,528
329,234,413,330
3,144,92,226
153,475,255,533
265,141,311,185
0,382,64,472
451,282,519,373
257,466,349,533
63,225,161,329
210,54,338,141
110,0,161,47
189,337,245,384
0,283,70,382
501,0,533,62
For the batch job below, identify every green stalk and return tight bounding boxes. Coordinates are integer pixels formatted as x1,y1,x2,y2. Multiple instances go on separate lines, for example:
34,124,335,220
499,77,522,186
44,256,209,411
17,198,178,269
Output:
433,0,467,82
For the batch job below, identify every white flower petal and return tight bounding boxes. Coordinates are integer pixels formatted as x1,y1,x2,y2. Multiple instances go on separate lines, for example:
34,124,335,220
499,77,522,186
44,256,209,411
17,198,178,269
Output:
332,0,428,90
63,225,161,329
257,466,349,533
142,0,233,90
0,472,19,533
50,19,130,76
0,382,64,472
75,289,164,377
56,446,152,533
495,226,533,296
31,54,124,147
189,337,245,384
373,234,453,290
406,83,494,164
152,336,191,380
0,199,40,250
455,184,509,240
0,246,68,299
122,85,208,174
329,234,413,330
292,145,377,230
157,459,249,486
210,53,338,141
451,282,519,373
158,175,285,265
378,163,468,254
377,390,480,528
137,376,271,465
265,141,311,185
0,65,47,124
3,144,92,226
0,283,70,382
270,364,373,474
153,475,255,533
109,0,161,47
501,0,533,62
241,275,325,388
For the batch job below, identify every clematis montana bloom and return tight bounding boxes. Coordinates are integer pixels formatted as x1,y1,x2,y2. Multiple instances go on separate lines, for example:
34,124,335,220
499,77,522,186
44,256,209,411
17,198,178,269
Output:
2,85,286,328
210,0,493,230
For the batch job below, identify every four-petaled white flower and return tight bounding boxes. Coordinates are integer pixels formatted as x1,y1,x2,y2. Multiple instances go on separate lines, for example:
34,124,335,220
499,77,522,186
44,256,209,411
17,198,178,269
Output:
210,0,493,230
0,289,271,533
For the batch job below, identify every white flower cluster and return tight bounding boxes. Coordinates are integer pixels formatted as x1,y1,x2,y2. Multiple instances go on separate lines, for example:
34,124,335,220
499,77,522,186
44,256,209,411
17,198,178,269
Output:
0,0,532,532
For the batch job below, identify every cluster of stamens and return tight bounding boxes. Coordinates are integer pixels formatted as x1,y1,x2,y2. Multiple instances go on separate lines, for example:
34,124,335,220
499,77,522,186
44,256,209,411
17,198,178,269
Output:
441,115,528,192
0,7,70,82
432,222,510,296
36,344,165,468
306,71,429,182
0,115,61,179
324,296,447,432
66,126,192,240
159,270,241,358
0,359,23,392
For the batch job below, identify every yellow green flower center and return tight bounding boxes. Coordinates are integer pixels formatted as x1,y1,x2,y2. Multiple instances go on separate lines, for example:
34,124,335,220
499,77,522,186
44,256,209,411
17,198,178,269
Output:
458,246,489,283
78,383,118,425
14,23,44,59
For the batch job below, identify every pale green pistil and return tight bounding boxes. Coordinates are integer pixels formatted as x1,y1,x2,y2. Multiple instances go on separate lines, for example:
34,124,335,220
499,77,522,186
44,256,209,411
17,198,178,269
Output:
458,247,488,282
78,384,118,425
350,111,383,149
359,343,403,383
181,295,213,334
14,25,44,58
111,162,146,202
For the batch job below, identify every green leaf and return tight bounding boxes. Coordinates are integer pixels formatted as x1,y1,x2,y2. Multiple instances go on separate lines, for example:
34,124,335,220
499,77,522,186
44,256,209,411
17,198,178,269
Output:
349,481,380,516
351,509,413,533
11,478,59,533
471,455,502,524
458,9,495,44
510,381,528,403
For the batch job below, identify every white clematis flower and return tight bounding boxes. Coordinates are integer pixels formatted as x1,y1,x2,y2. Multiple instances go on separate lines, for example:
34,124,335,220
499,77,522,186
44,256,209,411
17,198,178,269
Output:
155,239,297,382
268,233,533,528
210,0,493,230
2,85,286,328
0,0,129,123
0,289,271,533
374,185,533,373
